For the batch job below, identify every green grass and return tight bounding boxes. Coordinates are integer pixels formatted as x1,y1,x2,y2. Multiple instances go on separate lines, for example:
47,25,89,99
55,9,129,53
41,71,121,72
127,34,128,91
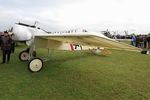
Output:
0,44,150,100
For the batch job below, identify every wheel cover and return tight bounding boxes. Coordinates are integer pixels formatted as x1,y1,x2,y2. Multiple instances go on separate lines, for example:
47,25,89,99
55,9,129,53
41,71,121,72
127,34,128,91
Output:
21,52,29,61
29,59,43,72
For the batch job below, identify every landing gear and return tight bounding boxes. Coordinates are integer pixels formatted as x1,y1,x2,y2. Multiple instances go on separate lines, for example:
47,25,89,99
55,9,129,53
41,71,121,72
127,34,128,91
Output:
28,58,43,72
19,50,29,61
19,48,36,62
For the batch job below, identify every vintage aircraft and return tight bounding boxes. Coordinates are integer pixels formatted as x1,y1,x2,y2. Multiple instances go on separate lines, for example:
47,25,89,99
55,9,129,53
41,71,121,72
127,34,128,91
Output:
11,22,141,72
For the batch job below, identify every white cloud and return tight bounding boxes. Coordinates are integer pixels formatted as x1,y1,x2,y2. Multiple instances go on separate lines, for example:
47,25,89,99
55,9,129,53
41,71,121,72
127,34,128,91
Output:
0,0,150,34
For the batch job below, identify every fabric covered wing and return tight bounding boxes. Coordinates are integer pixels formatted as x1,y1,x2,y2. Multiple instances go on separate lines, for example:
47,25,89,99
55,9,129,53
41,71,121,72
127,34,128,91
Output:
34,35,141,52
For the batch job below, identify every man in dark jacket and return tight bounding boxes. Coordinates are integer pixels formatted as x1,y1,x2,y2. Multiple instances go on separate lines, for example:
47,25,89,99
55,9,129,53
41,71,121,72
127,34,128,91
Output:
1,31,12,64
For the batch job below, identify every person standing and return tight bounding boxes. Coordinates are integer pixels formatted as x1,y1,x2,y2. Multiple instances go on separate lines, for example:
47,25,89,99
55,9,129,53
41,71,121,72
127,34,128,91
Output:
9,32,15,53
1,31,12,64
0,34,2,47
147,34,150,49
131,34,136,46
0,32,3,47
143,35,147,48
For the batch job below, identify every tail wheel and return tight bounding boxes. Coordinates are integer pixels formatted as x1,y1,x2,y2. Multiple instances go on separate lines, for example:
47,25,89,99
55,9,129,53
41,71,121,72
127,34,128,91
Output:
19,51,29,61
28,58,43,72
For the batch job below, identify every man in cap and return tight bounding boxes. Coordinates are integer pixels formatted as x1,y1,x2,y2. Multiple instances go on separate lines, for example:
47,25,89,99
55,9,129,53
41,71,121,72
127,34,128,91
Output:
1,31,12,64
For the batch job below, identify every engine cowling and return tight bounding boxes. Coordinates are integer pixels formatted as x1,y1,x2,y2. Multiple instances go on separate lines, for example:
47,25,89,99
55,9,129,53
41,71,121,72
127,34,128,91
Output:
13,24,32,41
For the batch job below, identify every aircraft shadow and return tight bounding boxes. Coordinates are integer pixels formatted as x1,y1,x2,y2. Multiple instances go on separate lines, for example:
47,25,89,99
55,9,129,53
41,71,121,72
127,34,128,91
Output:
46,52,107,64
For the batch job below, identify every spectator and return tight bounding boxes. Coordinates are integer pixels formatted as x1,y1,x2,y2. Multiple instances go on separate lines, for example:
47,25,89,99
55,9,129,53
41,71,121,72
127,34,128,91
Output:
1,31,13,64
143,35,147,48
131,34,136,46
0,33,2,47
9,32,15,53
147,34,150,49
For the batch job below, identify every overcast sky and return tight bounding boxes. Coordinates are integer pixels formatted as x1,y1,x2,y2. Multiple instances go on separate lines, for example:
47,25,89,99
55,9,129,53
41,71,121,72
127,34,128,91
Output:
0,0,150,34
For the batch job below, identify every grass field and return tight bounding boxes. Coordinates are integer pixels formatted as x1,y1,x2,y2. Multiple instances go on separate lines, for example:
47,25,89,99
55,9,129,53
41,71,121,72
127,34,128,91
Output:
0,44,150,100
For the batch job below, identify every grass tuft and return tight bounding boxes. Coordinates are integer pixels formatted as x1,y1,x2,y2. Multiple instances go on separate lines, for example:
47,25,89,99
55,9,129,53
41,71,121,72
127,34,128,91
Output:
0,44,150,100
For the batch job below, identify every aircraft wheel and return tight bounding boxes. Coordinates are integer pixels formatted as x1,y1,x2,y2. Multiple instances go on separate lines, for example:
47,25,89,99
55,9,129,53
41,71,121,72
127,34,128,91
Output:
28,58,43,72
19,51,29,61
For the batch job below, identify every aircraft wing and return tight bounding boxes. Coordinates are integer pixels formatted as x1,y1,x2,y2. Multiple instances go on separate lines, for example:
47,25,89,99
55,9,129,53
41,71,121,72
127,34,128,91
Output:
34,32,141,52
